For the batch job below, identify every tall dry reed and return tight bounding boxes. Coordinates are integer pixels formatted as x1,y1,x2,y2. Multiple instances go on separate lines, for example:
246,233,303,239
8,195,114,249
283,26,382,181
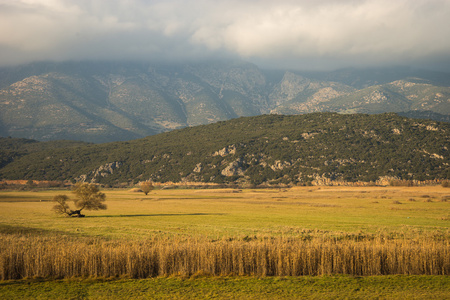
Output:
0,234,448,280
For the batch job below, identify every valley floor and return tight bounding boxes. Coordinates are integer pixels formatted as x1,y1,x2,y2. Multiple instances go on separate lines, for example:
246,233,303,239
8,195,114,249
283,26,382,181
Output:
0,186,449,298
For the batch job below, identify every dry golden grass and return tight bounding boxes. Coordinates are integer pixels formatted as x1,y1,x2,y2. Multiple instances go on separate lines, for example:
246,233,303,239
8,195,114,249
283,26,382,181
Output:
1,234,448,280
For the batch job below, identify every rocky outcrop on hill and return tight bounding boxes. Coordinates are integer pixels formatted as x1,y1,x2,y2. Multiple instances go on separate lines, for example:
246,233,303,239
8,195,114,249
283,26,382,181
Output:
76,162,122,183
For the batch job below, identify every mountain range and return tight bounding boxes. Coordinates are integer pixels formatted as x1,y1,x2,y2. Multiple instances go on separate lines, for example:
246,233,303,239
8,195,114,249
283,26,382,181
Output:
0,61,449,143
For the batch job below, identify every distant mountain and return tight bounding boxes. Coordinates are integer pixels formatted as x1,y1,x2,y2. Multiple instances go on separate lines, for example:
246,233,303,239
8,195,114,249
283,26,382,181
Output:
0,61,449,142
0,113,448,185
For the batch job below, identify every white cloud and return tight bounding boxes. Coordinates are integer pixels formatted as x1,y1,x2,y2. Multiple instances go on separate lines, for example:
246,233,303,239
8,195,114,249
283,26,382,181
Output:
0,0,450,70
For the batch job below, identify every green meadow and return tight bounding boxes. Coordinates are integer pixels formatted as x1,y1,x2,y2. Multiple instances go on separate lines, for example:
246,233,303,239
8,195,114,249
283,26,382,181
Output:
1,186,449,238
0,186,449,299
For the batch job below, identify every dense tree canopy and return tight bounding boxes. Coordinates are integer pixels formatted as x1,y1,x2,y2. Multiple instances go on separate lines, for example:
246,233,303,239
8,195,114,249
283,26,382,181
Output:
53,183,106,217
140,181,154,195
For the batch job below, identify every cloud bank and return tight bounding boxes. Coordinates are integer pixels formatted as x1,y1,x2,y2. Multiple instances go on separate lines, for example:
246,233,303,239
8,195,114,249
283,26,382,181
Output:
1,0,450,71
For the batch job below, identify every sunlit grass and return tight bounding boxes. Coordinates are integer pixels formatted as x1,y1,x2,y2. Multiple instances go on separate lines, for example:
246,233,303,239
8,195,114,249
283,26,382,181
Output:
0,186,449,240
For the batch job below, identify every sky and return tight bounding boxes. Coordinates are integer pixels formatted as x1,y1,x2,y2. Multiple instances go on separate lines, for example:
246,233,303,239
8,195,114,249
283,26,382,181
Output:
1,0,450,71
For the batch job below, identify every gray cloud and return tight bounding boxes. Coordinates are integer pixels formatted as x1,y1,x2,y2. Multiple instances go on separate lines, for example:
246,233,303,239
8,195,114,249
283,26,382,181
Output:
1,0,450,71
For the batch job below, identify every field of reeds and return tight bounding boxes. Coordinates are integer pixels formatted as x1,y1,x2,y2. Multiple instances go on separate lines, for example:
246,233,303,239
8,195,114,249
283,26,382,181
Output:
1,234,449,280
0,186,449,281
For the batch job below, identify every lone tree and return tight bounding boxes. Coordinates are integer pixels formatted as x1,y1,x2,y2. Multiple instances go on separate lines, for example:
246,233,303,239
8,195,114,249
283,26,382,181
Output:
52,183,107,217
140,181,154,195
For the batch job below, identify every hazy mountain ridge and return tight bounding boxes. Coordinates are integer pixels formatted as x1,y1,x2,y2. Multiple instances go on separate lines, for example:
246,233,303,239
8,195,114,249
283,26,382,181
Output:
0,113,448,185
0,61,449,142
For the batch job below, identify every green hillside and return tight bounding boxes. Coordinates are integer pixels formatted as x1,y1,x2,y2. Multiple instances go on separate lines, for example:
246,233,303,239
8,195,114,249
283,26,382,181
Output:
0,113,448,185
0,137,88,169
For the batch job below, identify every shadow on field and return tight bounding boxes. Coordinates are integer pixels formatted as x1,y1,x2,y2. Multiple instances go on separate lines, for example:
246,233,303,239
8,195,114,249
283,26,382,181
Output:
88,213,227,218
0,224,72,236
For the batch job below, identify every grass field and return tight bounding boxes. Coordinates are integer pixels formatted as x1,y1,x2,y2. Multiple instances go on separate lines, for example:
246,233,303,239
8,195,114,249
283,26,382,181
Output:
1,276,450,299
0,186,449,298
1,186,449,239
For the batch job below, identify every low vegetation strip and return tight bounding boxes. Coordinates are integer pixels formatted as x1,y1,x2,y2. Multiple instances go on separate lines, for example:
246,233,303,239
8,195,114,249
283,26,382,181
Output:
1,234,448,280
1,276,450,300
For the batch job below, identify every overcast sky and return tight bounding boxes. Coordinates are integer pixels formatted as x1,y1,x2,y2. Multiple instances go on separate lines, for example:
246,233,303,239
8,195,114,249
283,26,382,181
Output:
1,0,450,71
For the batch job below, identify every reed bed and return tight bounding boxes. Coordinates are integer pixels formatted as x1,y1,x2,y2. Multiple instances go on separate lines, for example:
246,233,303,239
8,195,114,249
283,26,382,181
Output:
1,234,448,280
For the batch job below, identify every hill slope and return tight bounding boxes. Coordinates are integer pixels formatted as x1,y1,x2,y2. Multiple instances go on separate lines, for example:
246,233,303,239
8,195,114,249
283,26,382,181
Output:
1,113,448,185
0,61,449,142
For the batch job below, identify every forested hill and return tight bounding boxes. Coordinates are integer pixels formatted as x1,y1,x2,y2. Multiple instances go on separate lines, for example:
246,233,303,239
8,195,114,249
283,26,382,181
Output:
0,113,448,186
